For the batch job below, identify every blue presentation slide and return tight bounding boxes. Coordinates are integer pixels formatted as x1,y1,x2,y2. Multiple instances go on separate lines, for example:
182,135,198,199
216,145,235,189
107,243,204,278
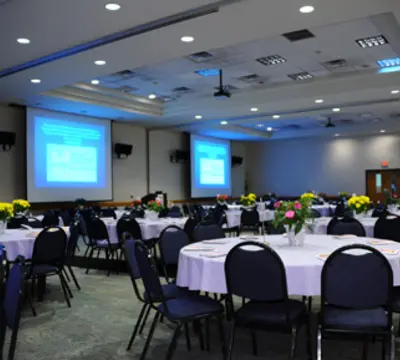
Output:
34,117,106,188
193,139,230,189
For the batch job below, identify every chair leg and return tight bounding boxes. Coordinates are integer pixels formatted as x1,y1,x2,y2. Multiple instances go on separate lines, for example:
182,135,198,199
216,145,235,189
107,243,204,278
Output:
194,320,205,351
317,326,322,360
63,268,71,282
139,312,160,360
250,330,258,356
85,247,95,274
382,337,387,360
397,317,400,337
390,328,395,360
227,321,236,360
362,339,369,360
105,249,111,276
63,274,74,299
127,303,148,351
83,246,89,258
184,324,192,351
58,272,71,308
67,265,81,291
26,289,37,317
217,314,227,360
289,326,298,360
306,316,312,360
205,318,210,351
165,325,182,360
139,304,152,334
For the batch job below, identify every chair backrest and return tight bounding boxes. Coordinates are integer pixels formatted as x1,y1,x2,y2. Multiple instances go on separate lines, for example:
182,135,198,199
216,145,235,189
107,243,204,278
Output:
60,210,72,226
86,217,110,242
373,215,400,241
225,241,288,302
158,226,190,266
240,209,260,226
309,209,322,218
167,209,183,218
321,244,393,322
66,222,80,260
265,220,285,235
182,204,190,216
183,217,199,242
371,208,387,218
21,217,42,229
327,217,366,237
193,223,225,242
7,217,24,230
116,217,142,242
31,227,67,268
41,210,59,227
134,240,164,304
99,208,117,219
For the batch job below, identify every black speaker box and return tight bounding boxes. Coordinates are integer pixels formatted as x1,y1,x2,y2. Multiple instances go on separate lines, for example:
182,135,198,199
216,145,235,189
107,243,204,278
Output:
170,150,189,164
0,131,16,151
114,143,133,158
232,155,243,167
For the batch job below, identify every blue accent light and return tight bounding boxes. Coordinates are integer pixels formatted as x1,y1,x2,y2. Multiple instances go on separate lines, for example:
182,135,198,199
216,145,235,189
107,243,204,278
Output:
377,58,400,68
378,65,400,74
195,68,220,77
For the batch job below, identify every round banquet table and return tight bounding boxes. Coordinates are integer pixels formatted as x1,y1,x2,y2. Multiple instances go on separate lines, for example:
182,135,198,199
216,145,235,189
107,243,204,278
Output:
225,210,274,228
177,234,400,296
311,217,377,237
104,217,188,242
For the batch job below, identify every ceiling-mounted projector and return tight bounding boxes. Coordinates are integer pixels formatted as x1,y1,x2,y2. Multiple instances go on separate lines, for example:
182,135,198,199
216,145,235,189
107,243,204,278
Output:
213,69,231,99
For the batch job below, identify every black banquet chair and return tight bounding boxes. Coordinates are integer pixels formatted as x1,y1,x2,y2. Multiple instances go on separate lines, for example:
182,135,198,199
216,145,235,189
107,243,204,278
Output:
193,223,225,242
373,214,400,242
239,209,260,235
64,222,81,291
318,244,395,360
0,256,26,360
134,240,226,360
26,227,71,315
124,239,190,352
183,217,199,243
158,226,190,283
225,241,311,360
41,210,60,227
20,217,43,229
327,216,366,237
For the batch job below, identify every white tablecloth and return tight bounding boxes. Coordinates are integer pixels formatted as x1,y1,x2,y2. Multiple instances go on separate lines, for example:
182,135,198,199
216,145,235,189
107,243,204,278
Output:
177,234,400,296
104,217,188,242
225,210,274,228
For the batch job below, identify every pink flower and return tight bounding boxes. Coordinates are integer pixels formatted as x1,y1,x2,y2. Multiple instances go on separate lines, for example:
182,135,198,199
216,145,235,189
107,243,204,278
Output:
294,201,302,210
274,201,282,208
285,210,295,219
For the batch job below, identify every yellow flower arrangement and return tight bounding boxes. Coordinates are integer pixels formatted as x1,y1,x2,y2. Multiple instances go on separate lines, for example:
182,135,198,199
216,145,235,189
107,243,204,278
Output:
0,202,13,221
300,193,315,204
241,193,257,206
12,199,31,214
348,195,371,214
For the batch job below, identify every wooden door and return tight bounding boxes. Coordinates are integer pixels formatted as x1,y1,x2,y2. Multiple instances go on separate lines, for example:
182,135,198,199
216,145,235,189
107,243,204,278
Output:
366,169,400,203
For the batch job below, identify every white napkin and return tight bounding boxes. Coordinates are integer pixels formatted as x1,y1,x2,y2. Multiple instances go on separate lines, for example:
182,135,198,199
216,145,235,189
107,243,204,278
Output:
200,252,227,258
20,224,33,231
368,239,395,246
202,240,229,245
184,246,216,252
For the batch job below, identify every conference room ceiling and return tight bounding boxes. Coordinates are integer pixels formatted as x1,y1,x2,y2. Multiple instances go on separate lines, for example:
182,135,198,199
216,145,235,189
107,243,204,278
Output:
1,0,400,140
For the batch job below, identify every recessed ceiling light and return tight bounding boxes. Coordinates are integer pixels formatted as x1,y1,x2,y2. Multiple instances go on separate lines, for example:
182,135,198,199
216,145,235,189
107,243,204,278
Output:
288,72,313,81
257,124,264,127
195,68,220,77
91,80,99,85
256,55,287,66
315,99,324,103
181,36,194,43
267,127,273,131
250,107,258,112
334,134,340,137
272,115,280,119
30,78,41,84
332,108,341,112
17,38,30,44
105,3,121,11
357,36,388,49
391,89,400,94
299,5,315,13
148,93,157,99
220,120,228,125
94,60,106,66
380,129,386,133
195,115,202,119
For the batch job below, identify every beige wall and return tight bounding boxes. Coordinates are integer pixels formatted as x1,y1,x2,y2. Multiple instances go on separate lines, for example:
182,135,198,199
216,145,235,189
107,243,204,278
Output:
247,134,400,196
0,105,247,202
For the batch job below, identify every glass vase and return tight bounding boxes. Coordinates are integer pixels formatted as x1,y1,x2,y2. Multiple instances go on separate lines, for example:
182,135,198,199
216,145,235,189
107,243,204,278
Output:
284,225,306,247
0,221,6,235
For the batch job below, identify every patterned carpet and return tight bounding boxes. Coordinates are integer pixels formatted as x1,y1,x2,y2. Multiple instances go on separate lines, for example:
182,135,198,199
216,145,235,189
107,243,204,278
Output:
7,267,400,360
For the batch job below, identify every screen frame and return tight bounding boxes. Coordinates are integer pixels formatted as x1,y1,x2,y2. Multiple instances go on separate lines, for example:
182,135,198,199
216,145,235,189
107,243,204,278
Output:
26,108,114,203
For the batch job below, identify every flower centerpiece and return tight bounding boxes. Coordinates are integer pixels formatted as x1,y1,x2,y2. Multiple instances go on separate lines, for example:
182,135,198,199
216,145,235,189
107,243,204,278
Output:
216,194,228,204
300,192,316,203
145,200,164,221
131,199,142,209
240,193,257,208
273,199,312,246
12,199,30,215
384,189,398,212
0,202,13,234
347,195,371,218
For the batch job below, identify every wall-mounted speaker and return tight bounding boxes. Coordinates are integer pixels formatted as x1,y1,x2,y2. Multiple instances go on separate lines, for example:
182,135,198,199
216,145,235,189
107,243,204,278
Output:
232,155,243,167
114,142,133,159
0,131,16,151
170,150,189,164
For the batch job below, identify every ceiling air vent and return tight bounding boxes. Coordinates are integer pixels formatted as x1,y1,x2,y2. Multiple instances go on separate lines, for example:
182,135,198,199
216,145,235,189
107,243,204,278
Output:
118,85,137,93
256,55,287,66
187,51,215,63
390,113,400,119
282,29,315,42
323,59,348,70
115,70,136,78
238,73,262,83
287,72,313,81
172,86,192,94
